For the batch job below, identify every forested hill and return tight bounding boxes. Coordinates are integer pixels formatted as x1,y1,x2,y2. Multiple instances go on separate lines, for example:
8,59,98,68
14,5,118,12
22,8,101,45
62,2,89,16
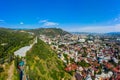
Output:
0,28,34,62
26,39,72,80
26,28,70,37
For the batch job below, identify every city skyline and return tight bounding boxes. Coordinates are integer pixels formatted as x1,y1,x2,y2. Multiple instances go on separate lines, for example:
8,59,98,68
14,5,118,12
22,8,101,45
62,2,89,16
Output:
0,0,120,32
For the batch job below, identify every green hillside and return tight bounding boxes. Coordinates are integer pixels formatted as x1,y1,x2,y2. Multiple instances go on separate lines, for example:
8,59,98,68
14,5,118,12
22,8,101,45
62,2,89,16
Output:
27,28,70,37
26,39,72,80
0,28,34,62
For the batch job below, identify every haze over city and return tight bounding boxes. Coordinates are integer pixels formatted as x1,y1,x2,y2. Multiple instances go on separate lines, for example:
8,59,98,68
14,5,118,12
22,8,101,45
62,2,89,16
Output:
0,0,120,32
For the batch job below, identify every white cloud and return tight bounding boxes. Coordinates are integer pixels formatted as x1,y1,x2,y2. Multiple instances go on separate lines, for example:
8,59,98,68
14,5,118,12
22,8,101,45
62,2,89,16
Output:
39,20,48,23
0,20,5,23
43,22,59,26
114,16,120,23
39,20,59,27
20,22,24,25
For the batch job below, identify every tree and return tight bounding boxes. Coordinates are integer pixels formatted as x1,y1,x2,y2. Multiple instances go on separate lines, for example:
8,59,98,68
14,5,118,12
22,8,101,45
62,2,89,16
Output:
77,60,90,67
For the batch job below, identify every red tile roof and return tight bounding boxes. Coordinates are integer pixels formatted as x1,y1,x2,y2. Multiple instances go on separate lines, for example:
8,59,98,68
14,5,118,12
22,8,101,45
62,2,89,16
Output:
116,74,120,80
65,63,78,71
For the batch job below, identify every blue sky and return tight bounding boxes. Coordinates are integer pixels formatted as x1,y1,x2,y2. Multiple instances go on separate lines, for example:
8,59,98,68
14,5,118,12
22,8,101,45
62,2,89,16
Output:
0,0,120,32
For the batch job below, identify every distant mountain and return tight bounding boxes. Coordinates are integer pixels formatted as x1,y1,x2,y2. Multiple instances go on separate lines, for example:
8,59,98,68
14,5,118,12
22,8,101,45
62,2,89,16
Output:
106,32,120,35
108,32,120,33
71,32,89,34
27,28,70,37
71,32,104,34
0,27,13,32
103,32,120,37
71,32,120,35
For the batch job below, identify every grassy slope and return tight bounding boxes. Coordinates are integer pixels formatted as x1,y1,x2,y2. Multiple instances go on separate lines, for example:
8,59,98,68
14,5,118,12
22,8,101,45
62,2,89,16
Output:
26,39,72,80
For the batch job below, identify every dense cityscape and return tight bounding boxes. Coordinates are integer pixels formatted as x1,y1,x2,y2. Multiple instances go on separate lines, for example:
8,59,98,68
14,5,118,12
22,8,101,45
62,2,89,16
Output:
40,33,120,80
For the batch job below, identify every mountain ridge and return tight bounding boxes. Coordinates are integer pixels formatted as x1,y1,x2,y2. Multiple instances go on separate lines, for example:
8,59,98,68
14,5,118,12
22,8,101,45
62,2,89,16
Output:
26,28,70,37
